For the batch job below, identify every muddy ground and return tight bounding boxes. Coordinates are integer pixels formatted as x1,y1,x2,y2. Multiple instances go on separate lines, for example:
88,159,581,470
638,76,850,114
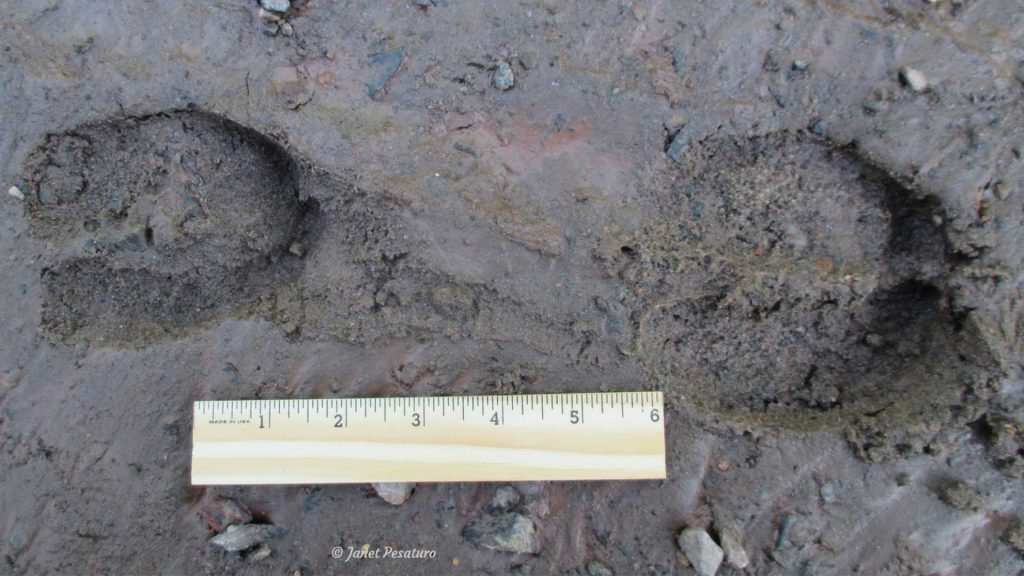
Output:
1,0,1023,574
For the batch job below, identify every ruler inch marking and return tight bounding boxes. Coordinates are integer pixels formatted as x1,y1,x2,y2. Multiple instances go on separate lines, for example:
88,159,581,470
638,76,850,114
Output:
192,391,665,484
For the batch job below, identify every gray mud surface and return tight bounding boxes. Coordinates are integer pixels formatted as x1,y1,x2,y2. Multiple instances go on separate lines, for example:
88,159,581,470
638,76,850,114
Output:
1,1,1023,574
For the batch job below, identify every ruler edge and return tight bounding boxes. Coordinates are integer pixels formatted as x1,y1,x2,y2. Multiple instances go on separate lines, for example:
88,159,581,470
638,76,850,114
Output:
192,390,664,409
191,391,666,485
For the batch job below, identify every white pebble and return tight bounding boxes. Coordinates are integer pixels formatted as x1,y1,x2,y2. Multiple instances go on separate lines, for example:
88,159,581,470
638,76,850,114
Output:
372,482,415,505
900,66,928,92
260,0,290,13
7,186,24,201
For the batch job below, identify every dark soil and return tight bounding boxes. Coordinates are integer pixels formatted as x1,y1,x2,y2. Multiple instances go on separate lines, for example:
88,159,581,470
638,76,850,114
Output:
1,1,1022,575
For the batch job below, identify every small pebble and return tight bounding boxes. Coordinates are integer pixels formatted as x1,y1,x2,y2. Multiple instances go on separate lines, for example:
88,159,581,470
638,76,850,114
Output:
463,513,540,554
210,524,285,552
936,480,983,511
280,22,293,36
820,482,837,504
367,50,404,100
770,86,787,108
720,525,750,570
493,61,515,91
666,129,690,162
865,333,885,348
587,560,614,576
201,497,253,533
1003,520,1024,556
260,0,290,13
7,186,24,200
257,8,279,23
863,98,887,115
247,543,272,562
372,482,415,505
672,47,688,74
676,528,723,576
899,66,928,92
993,181,1010,200
487,485,522,514
775,514,796,550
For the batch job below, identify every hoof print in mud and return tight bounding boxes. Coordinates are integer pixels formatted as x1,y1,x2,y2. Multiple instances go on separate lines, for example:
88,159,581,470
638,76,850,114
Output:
630,132,975,431
24,110,319,344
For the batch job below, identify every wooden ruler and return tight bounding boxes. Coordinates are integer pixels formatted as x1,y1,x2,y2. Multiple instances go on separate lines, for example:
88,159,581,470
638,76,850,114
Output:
191,392,666,484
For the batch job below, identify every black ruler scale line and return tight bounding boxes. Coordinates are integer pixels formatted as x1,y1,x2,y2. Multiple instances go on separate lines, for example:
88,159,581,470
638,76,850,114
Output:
197,393,662,430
